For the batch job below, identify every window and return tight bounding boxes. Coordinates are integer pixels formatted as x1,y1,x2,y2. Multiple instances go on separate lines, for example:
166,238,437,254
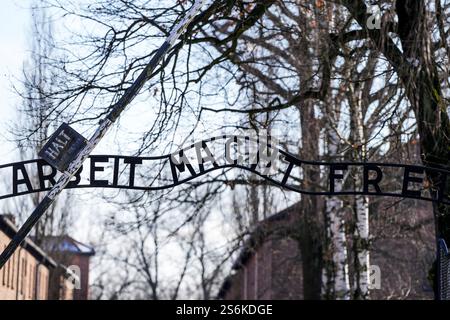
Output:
1,245,5,286
11,253,15,290
21,257,26,295
6,253,10,288
29,264,33,299
36,269,41,300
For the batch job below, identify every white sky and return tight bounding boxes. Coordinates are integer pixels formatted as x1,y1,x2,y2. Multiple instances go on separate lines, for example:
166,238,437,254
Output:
0,0,29,162
0,1,101,242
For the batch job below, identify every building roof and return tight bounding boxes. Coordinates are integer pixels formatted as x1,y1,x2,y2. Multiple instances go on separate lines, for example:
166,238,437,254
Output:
0,215,57,268
39,235,95,256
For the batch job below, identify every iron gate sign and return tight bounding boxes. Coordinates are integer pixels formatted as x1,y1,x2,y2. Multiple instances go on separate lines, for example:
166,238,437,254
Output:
0,0,207,272
0,135,449,205
0,0,449,299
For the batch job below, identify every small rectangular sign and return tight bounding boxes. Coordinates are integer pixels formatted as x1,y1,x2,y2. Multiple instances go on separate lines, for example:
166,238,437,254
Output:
38,123,88,172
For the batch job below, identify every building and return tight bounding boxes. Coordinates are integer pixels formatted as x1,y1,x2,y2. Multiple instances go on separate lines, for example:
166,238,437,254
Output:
40,235,95,300
0,214,94,300
218,199,435,300
0,214,57,300
217,205,304,300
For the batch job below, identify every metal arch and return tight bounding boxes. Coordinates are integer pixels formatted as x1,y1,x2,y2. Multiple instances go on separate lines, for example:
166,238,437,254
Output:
0,135,449,205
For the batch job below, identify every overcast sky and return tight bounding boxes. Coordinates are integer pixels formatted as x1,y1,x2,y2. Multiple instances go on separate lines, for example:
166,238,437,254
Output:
0,1,96,242
0,0,29,161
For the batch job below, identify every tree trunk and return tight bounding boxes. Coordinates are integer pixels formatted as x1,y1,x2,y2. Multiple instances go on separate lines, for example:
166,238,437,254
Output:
323,120,351,299
296,101,324,300
353,194,370,299
348,81,370,299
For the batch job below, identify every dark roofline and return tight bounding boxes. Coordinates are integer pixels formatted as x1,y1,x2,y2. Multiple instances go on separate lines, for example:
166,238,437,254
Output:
69,236,95,256
39,235,95,256
0,216,57,269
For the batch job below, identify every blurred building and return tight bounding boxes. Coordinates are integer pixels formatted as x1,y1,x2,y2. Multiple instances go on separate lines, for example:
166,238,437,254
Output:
218,199,435,300
217,205,304,300
0,214,94,300
0,214,56,300
40,235,95,300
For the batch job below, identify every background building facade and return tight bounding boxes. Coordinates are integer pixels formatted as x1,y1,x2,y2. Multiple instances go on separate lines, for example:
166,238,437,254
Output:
0,215,94,300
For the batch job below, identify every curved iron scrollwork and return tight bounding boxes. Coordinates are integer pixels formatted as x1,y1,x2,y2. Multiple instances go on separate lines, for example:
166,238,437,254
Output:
1,135,449,204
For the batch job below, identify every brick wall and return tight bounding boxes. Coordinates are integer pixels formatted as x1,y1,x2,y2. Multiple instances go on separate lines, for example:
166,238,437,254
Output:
222,236,303,300
0,230,50,300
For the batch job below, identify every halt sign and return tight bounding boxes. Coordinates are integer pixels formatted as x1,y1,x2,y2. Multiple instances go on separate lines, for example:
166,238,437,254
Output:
38,123,87,173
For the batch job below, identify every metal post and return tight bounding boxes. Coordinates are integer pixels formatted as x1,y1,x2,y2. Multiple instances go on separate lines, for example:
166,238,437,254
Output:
0,0,206,270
